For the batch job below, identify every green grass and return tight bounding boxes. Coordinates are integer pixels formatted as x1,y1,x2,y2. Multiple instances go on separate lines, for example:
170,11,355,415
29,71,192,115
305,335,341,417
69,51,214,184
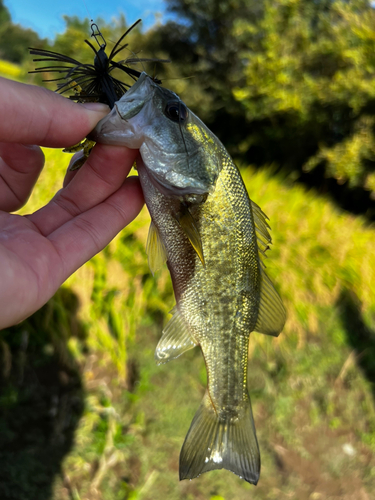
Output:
0,59,24,81
0,148,375,499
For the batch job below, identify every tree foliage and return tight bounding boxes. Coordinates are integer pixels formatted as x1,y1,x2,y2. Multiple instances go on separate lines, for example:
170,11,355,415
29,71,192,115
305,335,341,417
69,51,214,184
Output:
0,0,10,25
10,0,375,214
232,0,375,196
146,0,375,214
0,0,43,63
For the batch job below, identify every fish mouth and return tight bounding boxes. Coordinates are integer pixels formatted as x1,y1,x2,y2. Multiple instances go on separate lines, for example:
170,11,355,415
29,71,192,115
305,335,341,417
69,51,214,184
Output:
89,72,153,146
89,103,145,146
88,117,135,145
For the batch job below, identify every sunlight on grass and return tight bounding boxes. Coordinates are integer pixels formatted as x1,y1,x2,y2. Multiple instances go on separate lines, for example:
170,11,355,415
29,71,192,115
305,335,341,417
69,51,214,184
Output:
241,166,375,347
0,58,23,80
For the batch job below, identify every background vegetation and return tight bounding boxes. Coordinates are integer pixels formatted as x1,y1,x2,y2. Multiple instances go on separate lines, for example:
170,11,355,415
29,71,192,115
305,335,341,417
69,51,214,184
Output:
0,0,375,499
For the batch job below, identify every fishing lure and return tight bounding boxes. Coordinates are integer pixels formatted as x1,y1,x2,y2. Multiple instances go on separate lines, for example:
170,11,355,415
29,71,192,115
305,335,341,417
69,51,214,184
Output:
29,19,168,168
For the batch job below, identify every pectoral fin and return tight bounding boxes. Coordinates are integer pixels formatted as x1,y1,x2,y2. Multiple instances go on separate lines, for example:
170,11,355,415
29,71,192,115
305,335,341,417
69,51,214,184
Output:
155,307,198,365
175,207,205,266
254,269,286,337
146,221,167,275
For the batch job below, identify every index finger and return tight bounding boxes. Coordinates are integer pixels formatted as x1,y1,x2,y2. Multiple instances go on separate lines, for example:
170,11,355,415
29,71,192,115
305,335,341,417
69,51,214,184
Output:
0,77,109,148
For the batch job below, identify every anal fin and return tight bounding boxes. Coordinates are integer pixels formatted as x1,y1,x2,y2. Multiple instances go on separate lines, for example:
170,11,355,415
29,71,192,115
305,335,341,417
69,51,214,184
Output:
155,307,198,365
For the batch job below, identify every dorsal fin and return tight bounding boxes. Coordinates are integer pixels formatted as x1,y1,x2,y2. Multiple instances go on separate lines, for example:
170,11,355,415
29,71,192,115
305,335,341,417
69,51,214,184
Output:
175,207,205,266
254,268,286,336
155,307,198,365
251,200,272,264
251,200,271,232
146,221,167,275
251,200,286,336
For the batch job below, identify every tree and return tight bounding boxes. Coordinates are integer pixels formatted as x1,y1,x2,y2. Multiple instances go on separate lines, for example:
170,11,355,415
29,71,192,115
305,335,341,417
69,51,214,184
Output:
149,0,375,214
232,0,375,202
0,0,42,63
145,0,261,153
0,0,10,24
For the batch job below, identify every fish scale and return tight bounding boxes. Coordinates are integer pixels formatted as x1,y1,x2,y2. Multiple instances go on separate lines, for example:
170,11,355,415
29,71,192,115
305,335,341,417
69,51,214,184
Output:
92,72,286,485
191,160,259,409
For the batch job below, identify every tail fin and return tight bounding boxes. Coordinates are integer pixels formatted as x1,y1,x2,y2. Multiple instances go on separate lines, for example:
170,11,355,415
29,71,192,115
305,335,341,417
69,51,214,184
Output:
179,392,260,484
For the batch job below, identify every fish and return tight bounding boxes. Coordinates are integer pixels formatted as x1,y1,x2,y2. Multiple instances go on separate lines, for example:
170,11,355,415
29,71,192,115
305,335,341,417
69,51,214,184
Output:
91,72,286,484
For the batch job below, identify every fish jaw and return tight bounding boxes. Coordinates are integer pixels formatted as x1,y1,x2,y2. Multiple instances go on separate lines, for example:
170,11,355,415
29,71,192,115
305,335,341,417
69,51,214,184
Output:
90,106,142,147
89,73,154,148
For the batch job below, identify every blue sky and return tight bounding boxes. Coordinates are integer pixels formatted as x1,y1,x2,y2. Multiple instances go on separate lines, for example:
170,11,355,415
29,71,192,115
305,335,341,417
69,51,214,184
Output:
4,0,169,40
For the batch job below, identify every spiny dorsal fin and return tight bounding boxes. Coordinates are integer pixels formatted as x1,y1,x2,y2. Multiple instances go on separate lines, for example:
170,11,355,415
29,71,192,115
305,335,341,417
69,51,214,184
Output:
155,306,198,365
254,269,286,337
146,221,167,275
175,207,205,266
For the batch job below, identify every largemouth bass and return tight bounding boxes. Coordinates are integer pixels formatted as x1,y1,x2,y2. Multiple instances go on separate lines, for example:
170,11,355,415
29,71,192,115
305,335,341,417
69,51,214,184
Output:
92,73,286,484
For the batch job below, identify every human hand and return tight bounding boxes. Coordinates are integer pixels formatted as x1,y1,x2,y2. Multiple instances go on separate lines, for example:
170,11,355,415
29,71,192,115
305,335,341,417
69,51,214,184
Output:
0,77,144,329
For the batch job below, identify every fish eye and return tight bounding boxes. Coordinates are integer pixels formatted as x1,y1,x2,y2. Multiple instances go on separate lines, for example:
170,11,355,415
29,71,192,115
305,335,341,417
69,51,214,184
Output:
164,101,188,123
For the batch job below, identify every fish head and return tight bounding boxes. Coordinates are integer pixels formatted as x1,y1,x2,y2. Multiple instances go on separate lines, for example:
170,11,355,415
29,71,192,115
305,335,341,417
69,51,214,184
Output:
92,72,223,198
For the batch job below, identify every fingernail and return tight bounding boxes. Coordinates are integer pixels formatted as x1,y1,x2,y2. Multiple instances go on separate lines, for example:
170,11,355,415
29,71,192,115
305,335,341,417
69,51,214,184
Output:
80,102,110,113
